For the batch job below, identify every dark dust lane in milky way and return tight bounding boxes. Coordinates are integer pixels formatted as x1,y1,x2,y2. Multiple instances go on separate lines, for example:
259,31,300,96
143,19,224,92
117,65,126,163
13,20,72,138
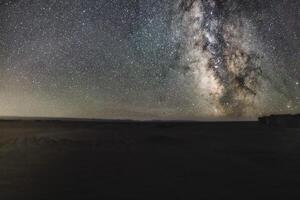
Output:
171,0,299,117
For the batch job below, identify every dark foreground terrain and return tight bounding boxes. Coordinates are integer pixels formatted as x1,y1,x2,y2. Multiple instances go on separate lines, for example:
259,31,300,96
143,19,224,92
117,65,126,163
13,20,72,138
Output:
0,120,299,199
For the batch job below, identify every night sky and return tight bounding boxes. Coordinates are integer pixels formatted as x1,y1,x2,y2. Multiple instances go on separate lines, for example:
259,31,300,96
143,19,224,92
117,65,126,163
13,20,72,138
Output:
0,0,299,120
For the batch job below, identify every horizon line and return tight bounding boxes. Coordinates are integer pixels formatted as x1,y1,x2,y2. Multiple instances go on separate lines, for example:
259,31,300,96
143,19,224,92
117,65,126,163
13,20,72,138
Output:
0,115,259,122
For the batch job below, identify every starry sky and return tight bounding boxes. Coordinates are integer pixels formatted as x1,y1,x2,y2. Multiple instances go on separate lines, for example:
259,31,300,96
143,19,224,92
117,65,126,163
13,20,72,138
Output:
0,0,299,120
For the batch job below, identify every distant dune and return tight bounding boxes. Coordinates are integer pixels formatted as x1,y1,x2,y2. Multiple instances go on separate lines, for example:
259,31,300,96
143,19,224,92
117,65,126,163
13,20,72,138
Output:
259,114,300,127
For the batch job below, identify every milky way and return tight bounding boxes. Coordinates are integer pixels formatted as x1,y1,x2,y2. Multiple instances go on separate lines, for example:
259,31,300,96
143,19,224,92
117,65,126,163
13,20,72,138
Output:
0,0,299,120
170,0,300,118
171,0,264,117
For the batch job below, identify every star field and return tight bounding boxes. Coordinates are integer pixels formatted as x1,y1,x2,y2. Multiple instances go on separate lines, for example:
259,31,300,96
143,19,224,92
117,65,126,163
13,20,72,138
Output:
0,0,299,120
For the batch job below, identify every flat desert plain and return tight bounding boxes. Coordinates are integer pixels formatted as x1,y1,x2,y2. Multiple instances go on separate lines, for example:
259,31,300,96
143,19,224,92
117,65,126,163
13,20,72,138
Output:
0,120,299,199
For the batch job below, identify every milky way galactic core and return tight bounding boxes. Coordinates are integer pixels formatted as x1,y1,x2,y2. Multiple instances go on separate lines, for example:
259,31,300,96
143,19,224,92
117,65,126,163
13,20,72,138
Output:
171,0,299,118
0,0,299,119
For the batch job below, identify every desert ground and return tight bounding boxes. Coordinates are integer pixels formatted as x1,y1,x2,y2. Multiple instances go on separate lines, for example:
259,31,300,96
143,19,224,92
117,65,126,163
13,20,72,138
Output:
0,120,299,199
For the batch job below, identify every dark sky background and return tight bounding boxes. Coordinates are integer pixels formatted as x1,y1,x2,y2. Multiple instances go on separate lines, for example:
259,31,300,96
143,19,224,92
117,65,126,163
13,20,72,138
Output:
0,0,299,120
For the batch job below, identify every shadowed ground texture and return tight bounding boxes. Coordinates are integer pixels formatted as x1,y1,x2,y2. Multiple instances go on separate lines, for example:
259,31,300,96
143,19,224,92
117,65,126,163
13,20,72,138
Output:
0,120,299,199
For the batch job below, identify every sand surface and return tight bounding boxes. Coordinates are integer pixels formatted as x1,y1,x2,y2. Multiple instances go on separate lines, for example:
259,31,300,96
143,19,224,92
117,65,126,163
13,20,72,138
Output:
0,121,299,199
